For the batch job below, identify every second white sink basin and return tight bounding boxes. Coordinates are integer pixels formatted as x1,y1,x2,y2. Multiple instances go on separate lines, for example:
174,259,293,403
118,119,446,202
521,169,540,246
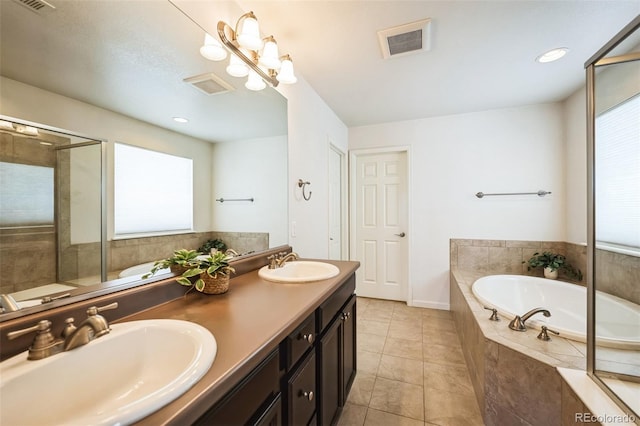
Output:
259,261,340,283
0,319,216,425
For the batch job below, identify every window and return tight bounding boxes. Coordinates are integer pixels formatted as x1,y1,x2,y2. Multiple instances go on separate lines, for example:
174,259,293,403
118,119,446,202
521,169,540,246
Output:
595,94,640,251
114,143,193,236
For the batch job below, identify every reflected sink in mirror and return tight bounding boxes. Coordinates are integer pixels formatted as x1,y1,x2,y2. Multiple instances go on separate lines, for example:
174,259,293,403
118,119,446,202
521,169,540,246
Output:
0,319,216,425
258,261,340,283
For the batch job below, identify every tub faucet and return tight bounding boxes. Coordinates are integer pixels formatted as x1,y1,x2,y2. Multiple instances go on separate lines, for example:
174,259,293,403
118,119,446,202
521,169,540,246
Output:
508,307,551,331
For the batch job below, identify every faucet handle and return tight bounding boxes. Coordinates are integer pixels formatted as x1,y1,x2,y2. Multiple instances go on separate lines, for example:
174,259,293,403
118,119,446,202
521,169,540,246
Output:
87,302,118,316
537,326,560,341
7,320,62,360
483,306,500,321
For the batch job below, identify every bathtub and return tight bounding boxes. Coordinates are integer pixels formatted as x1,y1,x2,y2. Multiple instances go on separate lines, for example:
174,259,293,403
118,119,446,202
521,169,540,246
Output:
472,275,640,350
119,262,167,278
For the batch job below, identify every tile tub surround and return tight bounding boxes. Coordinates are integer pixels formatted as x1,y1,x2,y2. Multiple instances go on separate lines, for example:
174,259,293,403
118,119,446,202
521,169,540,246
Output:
339,297,484,426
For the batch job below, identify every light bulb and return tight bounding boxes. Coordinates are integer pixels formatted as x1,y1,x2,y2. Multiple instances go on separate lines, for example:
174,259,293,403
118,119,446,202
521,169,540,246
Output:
277,56,297,84
237,13,263,51
226,52,249,77
200,33,227,61
245,70,266,91
259,36,281,70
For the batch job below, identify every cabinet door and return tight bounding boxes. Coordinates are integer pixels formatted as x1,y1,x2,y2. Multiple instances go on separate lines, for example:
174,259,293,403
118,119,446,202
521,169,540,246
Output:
288,351,317,426
318,315,341,425
341,296,357,402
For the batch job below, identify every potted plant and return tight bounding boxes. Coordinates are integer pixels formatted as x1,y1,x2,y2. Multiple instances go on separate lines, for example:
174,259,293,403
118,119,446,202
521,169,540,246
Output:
524,251,582,280
142,249,201,279
178,251,235,295
198,238,227,255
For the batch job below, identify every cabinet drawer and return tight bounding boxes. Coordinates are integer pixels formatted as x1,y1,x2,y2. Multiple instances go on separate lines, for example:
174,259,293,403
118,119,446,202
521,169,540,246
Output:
287,351,317,426
316,274,355,333
195,349,280,425
283,313,316,370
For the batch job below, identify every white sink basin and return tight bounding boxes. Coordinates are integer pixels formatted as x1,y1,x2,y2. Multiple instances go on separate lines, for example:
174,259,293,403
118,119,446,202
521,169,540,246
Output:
0,319,216,425
258,261,340,283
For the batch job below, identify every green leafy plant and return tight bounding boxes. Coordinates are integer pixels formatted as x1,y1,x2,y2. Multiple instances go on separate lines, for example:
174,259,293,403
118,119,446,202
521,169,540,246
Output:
197,238,227,255
524,251,583,280
177,251,235,293
142,249,201,279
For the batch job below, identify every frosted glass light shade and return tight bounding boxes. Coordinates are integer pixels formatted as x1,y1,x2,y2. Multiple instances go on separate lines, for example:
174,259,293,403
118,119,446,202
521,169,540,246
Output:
259,37,281,69
245,70,266,91
200,33,227,61
237,15,263,51
226,52,249,77
277,57,297,84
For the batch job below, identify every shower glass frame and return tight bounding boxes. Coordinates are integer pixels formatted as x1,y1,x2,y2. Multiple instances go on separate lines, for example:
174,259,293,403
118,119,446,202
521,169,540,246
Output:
586,15,640,420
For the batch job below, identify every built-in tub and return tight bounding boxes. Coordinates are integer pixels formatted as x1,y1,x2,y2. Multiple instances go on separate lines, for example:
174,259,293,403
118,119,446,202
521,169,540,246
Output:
119,262,167,278
472,275,640,350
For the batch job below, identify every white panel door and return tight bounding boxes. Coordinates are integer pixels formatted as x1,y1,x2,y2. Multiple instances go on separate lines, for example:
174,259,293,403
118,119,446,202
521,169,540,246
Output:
328,146,343,260
354,151,408,301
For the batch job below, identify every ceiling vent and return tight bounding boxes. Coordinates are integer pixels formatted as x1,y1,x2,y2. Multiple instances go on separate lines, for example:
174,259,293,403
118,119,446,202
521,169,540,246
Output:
11,0,56,15
378,18,432,59
183,73,234,96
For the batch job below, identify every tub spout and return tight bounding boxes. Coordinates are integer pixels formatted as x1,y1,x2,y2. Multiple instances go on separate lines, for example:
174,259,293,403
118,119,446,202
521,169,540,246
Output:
508,307,551,331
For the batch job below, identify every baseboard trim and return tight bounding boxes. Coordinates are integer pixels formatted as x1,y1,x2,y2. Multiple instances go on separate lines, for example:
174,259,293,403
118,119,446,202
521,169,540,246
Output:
409,299,450,310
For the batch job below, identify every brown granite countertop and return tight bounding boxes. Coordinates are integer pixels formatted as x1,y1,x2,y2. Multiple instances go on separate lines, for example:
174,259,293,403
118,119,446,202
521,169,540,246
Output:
124,259,359,425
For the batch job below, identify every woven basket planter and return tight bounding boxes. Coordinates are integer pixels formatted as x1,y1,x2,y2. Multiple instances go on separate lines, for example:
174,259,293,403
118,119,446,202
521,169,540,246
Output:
170,264,189,275
199,273,230,295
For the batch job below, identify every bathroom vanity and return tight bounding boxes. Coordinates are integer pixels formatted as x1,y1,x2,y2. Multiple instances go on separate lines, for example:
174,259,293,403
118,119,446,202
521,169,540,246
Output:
0,249,359,426
131,257,358,425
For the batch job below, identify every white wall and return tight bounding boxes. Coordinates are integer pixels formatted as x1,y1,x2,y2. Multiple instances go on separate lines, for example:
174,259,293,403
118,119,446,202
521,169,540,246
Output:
211,135,288,246
277,77,349,259
0,77,214,239
349,103,566,308
563,88,588,245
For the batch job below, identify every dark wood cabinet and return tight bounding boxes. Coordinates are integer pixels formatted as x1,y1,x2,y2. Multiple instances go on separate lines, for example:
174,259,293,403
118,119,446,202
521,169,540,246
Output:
286,351,317,426
195,273,356,426
194,350,281,426
317,294,357,426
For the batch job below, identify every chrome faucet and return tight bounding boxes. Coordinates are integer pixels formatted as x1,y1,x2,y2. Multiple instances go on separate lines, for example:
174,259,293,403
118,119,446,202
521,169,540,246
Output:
508,307,551,331
6,302,118,360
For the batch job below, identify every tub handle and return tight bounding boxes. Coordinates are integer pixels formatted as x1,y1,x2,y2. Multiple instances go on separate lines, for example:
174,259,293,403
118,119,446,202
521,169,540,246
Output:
537,326,560,341
483,306,500,321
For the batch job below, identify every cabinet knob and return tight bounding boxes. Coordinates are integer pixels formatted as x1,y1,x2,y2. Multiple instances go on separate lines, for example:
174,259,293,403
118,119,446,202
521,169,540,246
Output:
302,391,314,401
300,333,314,344
341,311,351,321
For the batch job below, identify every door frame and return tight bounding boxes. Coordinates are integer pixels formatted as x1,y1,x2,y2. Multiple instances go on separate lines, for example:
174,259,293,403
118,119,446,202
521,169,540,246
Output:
328,142,348,260
349,146,412,303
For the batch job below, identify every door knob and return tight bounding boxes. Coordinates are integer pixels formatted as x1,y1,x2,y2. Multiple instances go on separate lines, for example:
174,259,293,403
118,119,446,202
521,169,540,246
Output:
395,232,406,237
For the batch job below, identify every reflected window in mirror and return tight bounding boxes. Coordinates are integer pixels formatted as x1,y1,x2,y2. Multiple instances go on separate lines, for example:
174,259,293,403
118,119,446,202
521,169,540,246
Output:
0,162,54,227
114,143,193,237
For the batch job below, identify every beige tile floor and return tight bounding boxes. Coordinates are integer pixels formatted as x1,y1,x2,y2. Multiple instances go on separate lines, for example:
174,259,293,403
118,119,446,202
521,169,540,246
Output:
338,297,484,426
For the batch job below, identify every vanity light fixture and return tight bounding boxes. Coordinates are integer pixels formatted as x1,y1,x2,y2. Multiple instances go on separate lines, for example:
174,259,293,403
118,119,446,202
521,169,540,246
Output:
0,121,39,136
173,117,189,123
536,47,569,63
200,11,297,90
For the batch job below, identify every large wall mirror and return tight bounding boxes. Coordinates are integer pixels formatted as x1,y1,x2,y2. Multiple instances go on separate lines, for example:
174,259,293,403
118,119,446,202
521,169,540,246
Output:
0,0,288,318
587,15,640,419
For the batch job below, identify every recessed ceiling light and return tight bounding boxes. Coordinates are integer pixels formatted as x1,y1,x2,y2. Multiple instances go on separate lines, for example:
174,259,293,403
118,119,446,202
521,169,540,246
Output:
173,117,189,123
536,47,569,63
